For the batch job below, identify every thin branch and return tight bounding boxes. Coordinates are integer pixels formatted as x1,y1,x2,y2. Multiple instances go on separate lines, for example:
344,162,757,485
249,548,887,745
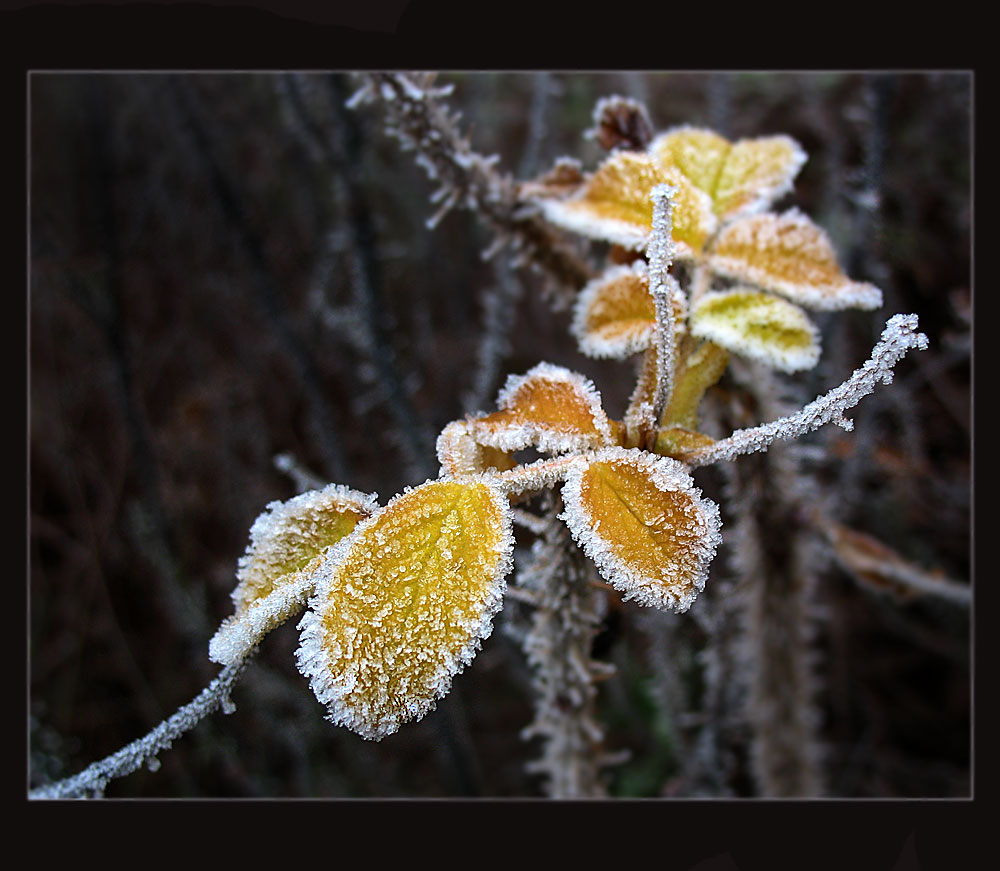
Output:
30,655,255,799
684,314,929,468
351,72,594,294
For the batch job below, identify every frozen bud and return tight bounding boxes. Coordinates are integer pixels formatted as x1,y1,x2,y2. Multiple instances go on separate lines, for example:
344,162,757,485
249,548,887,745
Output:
588,95,654,152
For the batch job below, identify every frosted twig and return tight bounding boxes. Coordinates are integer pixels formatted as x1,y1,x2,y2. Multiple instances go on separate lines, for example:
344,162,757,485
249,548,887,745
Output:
273,452,327,493
30,655,255,799
354,72,594,293
647,184,678,433
685,314,929,468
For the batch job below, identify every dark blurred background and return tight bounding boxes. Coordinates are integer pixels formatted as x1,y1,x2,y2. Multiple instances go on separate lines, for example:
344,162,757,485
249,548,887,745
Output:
28,71,971,797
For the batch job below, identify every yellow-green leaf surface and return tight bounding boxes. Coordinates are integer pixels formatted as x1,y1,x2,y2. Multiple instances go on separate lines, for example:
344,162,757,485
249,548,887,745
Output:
708,210,883,310
209,484,379,665
690,288,821,372
296,477,514,740
660,341,730,430
470,362,614,454
650,127,806,221
560,448,722,613
537,151,715,256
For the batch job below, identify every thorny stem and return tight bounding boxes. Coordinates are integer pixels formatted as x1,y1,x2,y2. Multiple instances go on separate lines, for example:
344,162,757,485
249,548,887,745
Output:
352,73,595,296
721,361,824,796
517,496,620,798
684,314,929,468
30,655,256,799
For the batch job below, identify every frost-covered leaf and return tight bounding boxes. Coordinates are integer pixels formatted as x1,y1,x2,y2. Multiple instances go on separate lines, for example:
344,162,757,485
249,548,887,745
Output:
296,477,514,740
209,484,379,665
650,126,806,221
231,484,379,613
571,261,686,359
436,419,516,478
560,447,722,613
691,288,821,372
470,362,614,454
708,210,883,310
536,151,716,256
653,426,717,463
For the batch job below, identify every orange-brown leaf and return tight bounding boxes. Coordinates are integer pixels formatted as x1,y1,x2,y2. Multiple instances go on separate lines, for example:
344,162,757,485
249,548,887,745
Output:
470,362,614,454
560,448,722,613
708,210,883,310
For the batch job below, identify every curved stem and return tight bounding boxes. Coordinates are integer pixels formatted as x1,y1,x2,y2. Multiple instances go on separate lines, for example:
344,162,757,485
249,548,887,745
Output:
30,655,255,799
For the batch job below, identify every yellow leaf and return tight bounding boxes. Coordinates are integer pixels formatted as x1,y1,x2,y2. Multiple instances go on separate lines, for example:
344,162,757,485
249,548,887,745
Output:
572,261,687,359
209,484,379,665
651,126,806,221
537,151,715,256
470,362,614,454
690,288,821,372
708,210,883,310
296,477,514,740
560,447,722,613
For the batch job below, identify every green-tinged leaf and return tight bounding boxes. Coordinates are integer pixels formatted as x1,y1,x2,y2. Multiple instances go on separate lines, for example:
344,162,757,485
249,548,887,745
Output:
650,126,806,221
708,210,883,310
296,477,514,740
560,447,722,613
691,288,821,372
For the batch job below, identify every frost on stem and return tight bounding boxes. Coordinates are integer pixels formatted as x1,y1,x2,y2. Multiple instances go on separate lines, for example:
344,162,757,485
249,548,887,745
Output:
517,497,620,798
647,184,678,427
30,657,254,799
684,314,929,467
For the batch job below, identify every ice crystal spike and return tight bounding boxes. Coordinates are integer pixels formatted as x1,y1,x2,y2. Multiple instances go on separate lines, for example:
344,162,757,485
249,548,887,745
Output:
559,447,722,613
708,210,883,311
649,126,806,222
536,151,716,256
690,288,821,373
572,261,686,359
208,483,379,665
470,362,615,454
296,477,515,740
